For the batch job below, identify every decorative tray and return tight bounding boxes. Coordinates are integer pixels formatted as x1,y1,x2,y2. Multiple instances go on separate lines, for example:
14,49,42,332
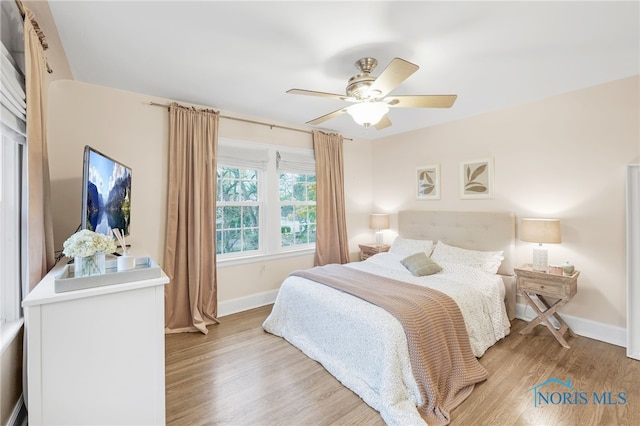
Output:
54,257,162,293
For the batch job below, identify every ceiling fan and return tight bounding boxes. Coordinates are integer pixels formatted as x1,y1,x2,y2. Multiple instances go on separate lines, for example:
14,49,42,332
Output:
287,57,457,130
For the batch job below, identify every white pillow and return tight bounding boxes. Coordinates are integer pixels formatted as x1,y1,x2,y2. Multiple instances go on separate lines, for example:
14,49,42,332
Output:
389,237,434,258
430,241,504,274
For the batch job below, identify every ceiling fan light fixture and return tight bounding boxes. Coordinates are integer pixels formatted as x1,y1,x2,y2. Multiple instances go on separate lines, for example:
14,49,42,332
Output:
347,102,389,127
288,57,455,130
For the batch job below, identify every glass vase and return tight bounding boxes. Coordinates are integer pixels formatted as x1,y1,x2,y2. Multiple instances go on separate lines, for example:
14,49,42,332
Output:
74,252,106,277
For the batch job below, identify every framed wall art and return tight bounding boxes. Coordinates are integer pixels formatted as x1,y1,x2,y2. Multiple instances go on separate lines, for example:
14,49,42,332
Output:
416,164,440,200
459,158,494,199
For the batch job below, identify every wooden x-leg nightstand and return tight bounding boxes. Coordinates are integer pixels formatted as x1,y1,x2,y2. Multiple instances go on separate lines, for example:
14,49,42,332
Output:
358,243,390,261
515,265,579,348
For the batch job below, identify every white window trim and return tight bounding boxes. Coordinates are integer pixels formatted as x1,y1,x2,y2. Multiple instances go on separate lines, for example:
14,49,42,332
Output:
0,7,26,352
0,318,24,355
216,247,315,268
1,135,23,325
217,138,315,262
278,174,316,248
216,166,264,257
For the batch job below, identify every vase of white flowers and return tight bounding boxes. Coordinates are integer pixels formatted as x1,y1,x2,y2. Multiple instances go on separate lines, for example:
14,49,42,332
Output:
63,230,116,277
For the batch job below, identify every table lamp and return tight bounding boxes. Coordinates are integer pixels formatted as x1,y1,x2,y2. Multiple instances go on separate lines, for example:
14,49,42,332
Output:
521,218,562,271
369,214,390,247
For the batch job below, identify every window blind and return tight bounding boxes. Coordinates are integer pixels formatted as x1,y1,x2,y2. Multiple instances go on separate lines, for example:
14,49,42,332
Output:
277,149,315,174
217,142,269,170
0,41,26,137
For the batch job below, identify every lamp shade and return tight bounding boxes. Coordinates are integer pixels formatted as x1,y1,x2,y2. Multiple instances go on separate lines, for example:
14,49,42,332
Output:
369,214,390,230
347,102,389,127
521,218,562,244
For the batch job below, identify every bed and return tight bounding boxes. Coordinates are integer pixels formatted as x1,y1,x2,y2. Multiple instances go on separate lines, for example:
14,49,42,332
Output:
262,210,516,425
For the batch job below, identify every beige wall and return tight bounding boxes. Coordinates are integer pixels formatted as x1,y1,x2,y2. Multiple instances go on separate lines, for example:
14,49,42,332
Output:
47,76,640,331
48,80,169,263
0,328,23,425
34,0,639,336
371,75,640,329
47,79,374,308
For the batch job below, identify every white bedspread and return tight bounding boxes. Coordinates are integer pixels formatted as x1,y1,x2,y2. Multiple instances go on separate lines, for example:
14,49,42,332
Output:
262,253,511,425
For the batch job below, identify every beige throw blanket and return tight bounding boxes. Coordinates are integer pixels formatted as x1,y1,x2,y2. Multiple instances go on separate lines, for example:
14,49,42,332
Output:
291,264,488,425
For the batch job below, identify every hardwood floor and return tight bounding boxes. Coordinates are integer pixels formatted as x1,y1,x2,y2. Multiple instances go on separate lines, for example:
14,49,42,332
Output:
165,305,640,425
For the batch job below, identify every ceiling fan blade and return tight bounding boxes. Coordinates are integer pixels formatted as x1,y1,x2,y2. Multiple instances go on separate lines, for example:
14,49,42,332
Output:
306,108,348,125
287,89,353,101
375,114,392,130
385,95,457,108
368,58,419,98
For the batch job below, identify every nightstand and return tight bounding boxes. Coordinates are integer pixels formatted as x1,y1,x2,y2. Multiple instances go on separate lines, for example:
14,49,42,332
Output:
358,243,390,261
515,265,579,348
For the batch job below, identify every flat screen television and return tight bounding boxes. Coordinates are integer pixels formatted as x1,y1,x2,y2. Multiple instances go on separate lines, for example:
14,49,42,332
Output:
81,145,132,238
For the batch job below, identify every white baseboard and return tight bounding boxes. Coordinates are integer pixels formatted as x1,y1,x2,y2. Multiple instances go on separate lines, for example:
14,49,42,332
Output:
515,303,626,348
218,289,279,318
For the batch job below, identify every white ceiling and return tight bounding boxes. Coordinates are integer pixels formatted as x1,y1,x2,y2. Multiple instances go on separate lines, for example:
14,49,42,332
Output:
48,1,639,140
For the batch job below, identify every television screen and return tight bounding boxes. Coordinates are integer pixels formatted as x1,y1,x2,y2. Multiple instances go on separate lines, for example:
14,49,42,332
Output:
81,146,132,237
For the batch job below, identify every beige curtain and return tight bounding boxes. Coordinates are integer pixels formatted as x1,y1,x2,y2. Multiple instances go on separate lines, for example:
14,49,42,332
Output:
25,8,55,291
313,130,350,265
164,104,220,334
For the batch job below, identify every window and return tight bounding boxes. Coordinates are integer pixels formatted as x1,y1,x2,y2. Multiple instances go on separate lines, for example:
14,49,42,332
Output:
1,37,26,331
216,167,261,255
279,172,316,247
216,139,315,261
1,126,25,328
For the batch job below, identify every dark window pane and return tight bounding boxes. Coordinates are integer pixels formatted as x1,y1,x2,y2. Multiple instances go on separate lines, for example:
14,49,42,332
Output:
309,224,317,243
308,182,316,201
243,206,259,228
223,206,241,229
295,205,308,223
241,169,257,180
293,183,306,201
243,228,259,251
221,179,240,202
281,232,294,247
216,231,223,254
215,179,222,201
241,180,258,201
223,230,241,253
281,205,293,221
279,173,293,201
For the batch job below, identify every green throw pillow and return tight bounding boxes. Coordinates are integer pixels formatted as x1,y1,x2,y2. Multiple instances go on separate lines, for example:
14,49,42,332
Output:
401,252,442,277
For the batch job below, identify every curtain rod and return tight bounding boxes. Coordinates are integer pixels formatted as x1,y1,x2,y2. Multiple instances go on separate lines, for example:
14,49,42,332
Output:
148,101,352,141
15,0,53,73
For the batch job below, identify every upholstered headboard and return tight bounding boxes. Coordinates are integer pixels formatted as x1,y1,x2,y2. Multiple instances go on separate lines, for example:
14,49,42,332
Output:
398,210,516,319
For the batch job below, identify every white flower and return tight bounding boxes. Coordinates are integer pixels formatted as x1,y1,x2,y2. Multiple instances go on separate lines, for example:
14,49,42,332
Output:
63,229,117,258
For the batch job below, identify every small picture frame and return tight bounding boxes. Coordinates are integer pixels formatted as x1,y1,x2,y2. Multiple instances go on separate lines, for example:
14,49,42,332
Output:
459,158,494,199
416,164,440,200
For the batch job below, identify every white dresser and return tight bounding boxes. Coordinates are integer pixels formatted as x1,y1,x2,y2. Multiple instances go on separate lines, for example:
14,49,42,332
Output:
22,260,169,425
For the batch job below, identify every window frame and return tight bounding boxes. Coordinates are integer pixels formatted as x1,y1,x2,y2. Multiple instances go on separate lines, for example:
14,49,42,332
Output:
278,171,317,250
216,138,315,266
1,37,27,342
0,126,25,345
216,165,264,258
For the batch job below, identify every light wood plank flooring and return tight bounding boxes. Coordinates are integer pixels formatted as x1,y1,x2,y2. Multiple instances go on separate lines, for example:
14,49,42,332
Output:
165,305,640,425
